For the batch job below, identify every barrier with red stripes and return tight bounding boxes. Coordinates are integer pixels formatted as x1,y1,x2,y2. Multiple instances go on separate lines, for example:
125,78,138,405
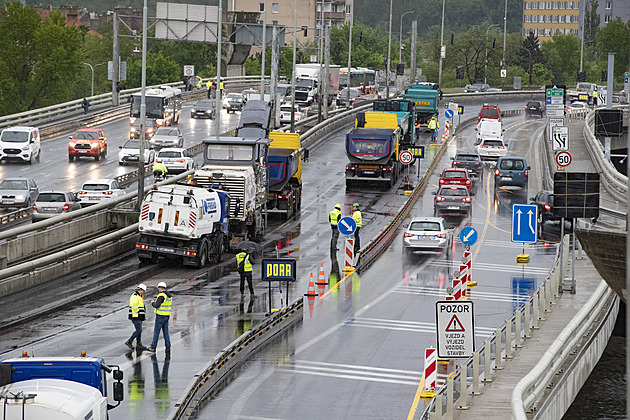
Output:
343,238,355,272
420,347,438,398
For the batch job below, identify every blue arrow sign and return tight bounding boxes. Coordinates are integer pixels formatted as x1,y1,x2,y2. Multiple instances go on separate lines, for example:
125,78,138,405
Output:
546,97,552,104
338,216,357,236
459,226,478,245
511,204,538,243
445,109,454,119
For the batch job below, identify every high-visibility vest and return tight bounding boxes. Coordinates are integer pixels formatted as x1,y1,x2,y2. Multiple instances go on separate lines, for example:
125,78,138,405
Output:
428,118,437,129
329,209,341,226
593,90,598,98
352,210,362,227
129,292,146,320
153,162,168,174
196,78,202,88
154,292,172,316
206,80,211,90
220,82,224,90
236,252,253,272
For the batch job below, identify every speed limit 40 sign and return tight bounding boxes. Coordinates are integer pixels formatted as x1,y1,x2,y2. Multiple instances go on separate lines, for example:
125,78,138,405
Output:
556,151,572,167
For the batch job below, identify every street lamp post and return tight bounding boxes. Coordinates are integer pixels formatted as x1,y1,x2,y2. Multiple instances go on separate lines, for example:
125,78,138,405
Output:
82,62,105,97
437,0,445,89
501,0,507,89
399,10,414,63
346,1,353,108
386,0,392,99
484,24,499,84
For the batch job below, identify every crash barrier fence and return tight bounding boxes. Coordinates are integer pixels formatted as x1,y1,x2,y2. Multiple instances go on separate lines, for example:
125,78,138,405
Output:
0,93,538,282
419,236,617,420
169,298,303,420
582,105,628,203
0,76,271,130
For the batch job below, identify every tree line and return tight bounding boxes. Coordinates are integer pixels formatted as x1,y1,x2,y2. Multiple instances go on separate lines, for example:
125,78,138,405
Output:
0,1,628,116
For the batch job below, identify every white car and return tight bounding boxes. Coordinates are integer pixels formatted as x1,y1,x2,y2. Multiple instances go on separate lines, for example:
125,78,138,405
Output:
222,93,243,108
567,101,589,112
475,137,508,160
77,179,125,206
118,139,155,165
149,127,184,148
154,148,194,174
402,216,452,256
279,105,302,124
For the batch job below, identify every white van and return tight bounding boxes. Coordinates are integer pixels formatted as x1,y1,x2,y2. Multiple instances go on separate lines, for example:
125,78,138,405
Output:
475,119,506,160
0,126,41,164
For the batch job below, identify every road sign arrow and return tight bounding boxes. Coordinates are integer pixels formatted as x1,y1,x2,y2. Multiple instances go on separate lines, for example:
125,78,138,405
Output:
528,210,535,234
516,209,522,235
464,230,474,241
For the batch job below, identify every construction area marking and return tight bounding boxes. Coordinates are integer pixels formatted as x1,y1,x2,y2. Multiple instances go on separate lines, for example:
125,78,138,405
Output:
445,315,466,332
319,271,353,299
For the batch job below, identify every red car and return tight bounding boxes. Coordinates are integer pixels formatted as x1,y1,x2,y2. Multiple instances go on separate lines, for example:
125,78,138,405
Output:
477,104,502,124
68,128,108,161
438,167,472,191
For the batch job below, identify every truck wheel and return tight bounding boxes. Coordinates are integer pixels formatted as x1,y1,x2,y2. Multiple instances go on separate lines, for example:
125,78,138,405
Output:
95,154,100,161
139,253,157,264
213,235,224,264
196,241,208,268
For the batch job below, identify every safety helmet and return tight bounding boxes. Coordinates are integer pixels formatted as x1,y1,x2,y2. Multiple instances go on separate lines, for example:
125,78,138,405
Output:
335,204,341,210
353,203,359,208
137,284,147,291
157,281,167,289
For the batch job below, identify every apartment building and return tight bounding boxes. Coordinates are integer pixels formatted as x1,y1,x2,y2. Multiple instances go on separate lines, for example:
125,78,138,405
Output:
522,0,581,40
597,0,630,26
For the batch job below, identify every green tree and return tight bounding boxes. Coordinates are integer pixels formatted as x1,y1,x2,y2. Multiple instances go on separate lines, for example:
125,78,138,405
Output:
126,50,180,87
596,18,630,80
0,3,83,114
541,32,580,84
519,32,544,85
583,0,600,47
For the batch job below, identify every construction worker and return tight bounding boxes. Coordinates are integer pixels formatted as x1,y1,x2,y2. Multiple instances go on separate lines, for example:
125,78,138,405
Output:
428,115,439,142
592,88,598,107
219,80,224,100
206,79,212,99
147,282,172,354
236,249,255,295
125,284,148,351
195,76,202,89
352,203,362,254
153,161,168,180
329,203,342,251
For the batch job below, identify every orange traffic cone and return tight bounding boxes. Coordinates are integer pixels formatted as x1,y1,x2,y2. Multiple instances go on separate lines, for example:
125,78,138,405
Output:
304,272,316,317
316,262,327,297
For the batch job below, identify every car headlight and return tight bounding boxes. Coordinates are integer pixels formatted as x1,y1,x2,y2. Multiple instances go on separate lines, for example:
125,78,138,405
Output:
130,117,137,124
147,128,154,133
22,145,30,151
130,127,136,132
68,142,75,147
192,109,198,112
15,195,24,200
206,110,212,114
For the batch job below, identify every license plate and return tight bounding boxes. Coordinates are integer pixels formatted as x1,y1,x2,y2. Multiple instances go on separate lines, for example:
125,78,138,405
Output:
78,150,87,153
447,206,460,210
2,200,14,205
489,152,498,155
363,170,375,175
43,207,56,212
501,176,512,180
157,247,175,253
450,181,459,184
88,197,100,200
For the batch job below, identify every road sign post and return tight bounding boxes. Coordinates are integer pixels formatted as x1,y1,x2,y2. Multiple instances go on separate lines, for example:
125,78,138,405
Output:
436,300,475,358
511,204,538,243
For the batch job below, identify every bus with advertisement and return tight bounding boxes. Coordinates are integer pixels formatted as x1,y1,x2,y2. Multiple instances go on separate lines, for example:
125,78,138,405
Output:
129,86,182,139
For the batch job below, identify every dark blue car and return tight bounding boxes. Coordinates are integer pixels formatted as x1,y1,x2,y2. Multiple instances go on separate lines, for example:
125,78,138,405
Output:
494,157,530,190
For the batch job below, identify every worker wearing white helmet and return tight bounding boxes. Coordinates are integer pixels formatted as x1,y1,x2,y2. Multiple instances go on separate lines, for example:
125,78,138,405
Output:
329,203,342,251
125,284,148,351
147,282,173,354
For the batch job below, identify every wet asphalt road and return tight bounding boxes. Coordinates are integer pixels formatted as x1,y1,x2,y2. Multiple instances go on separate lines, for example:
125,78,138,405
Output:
0,99,560,419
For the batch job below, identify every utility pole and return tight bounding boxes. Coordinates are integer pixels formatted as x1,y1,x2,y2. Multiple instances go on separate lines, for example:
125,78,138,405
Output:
579,0,585,72
485,24,499,85
290,0,297,132
112,12,120,107
137,0,148,210
438,0,445,89
386,0,393,99
399,11,414,64
410,20,417,84
215,0,223,138
501,0,507,89
270,25,279,129
323,25,330,120
346,1,353,108
260,0,267,95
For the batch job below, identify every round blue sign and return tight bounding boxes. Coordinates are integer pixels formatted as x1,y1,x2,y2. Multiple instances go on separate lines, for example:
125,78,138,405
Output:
459,226,478,245
338,216,357,235
445,109,454,119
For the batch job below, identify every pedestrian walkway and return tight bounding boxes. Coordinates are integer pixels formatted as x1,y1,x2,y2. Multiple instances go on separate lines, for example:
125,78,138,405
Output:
451,117,618,419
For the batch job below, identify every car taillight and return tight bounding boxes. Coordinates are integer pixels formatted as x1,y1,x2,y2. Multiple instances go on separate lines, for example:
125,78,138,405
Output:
383,167,392,171
136,244,149,250
79,190,86,195
462,197,471,202
525,169,528,177
436,196,445,201
346,165,355,170
404,232,413,237
439,179,445,184
453,161,460,165
544,204,551,211
62,203,70,211
32,203,36,210
495,169,499,176
466,179,471,184
103,190,114,195
184,250,197,256
498,146,506,149
176,159,185,163
475,161,482,165
437,233,446,239
480,145,487,148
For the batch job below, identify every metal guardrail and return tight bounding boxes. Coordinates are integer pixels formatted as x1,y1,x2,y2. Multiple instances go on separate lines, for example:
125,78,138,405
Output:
582,105,629,203
0,76,270,130
169,298,303,419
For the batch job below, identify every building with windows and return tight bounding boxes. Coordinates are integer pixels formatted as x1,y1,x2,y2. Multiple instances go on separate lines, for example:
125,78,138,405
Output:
522,1,581,40
597,0,630,25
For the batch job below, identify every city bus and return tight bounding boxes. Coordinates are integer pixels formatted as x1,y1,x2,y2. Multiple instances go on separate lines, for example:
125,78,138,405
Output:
129,86,182,139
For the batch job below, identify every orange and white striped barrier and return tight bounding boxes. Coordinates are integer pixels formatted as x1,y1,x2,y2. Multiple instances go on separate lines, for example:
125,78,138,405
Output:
342,238,355,272
316,262,327,296
420,347,438,398
459,263,467,299
453,274,463,300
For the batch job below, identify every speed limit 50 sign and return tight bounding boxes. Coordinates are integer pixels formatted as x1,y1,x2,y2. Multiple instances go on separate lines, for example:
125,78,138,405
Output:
555,151,572,167
399,150,413,165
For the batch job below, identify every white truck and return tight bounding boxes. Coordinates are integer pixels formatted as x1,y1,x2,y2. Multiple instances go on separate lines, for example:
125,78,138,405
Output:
136,184,231,267
295,63,340,106
567,82,597,104
193,137,269,244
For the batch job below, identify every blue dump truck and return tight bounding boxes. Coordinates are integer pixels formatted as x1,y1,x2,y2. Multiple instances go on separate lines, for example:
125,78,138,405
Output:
372,99,418,150
267,132,309,221
403,83,440,130
0,352,123,419
345,112,402,188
